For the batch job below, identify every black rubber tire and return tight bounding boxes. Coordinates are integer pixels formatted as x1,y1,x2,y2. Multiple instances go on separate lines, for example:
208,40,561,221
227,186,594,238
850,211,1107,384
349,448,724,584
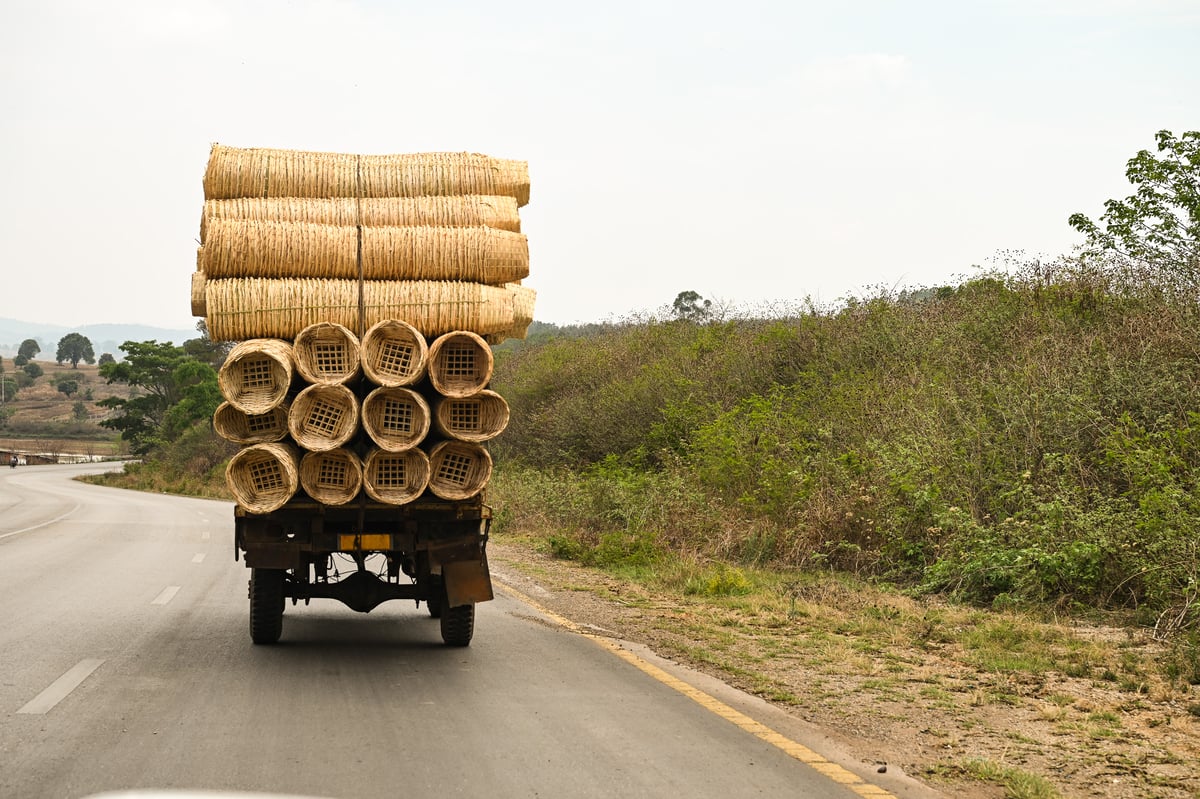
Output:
426,575,444,618
249,568,285,645
439,602,474,647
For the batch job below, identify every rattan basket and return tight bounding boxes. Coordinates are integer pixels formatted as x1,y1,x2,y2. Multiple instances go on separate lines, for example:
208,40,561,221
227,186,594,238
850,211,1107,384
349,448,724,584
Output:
362,448,431,505
201,278,515,341
287,384,360,452
292,322,361,385
226,442,300,513
427,331,494,398
426,440,493,501
360,319,428,386
213,401,290,444
218,338,294,414
200,195,522,242
432,390,509,443
191,268,207,316
362,386,431,452
299,448,363,506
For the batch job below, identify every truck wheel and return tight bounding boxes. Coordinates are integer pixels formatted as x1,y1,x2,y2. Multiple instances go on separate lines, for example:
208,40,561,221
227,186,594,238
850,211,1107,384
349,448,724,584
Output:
426,575,444,618
440,603,474,647
249,568,285,645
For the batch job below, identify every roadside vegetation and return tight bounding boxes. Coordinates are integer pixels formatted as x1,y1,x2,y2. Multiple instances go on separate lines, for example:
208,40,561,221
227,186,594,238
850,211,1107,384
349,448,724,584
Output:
77,130,1199,797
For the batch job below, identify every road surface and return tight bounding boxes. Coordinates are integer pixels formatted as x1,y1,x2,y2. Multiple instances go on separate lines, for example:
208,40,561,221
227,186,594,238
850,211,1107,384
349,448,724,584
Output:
0,463,940,799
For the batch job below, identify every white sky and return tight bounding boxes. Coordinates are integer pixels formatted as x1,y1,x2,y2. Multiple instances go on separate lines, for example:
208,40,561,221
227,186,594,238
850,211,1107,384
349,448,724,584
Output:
1,0,1196,329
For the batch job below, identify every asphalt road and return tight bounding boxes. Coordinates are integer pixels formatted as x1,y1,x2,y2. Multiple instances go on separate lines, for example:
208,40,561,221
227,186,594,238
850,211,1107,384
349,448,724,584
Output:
0,463,939,799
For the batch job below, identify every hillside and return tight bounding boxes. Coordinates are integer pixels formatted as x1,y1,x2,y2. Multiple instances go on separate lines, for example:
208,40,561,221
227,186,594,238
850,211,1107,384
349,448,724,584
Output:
0,357,133,454
0,318,199,359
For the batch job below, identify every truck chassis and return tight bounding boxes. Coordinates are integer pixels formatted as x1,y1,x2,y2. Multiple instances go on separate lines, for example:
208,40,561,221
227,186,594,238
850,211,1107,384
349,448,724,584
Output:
235,496,493,646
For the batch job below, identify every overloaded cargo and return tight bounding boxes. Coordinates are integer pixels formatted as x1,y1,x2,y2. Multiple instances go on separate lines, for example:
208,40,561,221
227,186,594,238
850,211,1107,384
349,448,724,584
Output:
195,143,534,646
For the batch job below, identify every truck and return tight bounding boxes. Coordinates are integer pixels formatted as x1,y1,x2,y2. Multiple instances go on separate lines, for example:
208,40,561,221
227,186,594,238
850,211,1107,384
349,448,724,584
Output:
235,493,494,647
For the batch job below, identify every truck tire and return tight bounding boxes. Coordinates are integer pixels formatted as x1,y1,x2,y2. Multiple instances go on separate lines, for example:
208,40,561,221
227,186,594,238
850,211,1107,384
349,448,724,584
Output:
440,603,474,646
426,575,444,618
249,568,285,645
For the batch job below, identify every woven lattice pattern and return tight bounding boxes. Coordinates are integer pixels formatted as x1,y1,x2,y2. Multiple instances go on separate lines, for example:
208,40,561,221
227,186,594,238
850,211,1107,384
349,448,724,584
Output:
217,339,294,414
363,448,431,505
299,448,363,506
288,384,359,452
427,331,494,398
225,443,299,513
426,440,493,501
433,390,509,443
213,401,290,444
293,322,361,385
362,387,430,452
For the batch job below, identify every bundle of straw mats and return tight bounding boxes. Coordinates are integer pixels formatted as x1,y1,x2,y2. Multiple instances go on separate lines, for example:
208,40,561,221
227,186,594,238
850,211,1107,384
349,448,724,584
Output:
220,323,505,513
193,144,535,344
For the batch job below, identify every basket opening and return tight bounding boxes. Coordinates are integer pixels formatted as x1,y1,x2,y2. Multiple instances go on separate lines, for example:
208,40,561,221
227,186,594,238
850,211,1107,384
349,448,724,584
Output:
440,345,478,378
248,459,286,492
312,343,350,379
245,413,279,434
317,458,350,488
303,399,345,436
435,452,473,486
447,400,482,433
240,357,278,390
373,456,409,487
376,340,416,376
381,398,416,433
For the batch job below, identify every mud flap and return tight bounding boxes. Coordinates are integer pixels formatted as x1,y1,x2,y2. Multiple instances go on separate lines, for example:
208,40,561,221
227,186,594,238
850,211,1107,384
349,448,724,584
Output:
443,554,494,607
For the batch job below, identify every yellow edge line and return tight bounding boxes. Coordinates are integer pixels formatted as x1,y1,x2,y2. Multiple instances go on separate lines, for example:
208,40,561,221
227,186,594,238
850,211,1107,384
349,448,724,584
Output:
497,582,898,799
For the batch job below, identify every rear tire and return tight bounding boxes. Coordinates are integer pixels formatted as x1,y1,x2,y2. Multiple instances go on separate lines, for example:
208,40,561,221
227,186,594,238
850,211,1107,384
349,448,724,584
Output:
249,568,285,645
440,602,474,647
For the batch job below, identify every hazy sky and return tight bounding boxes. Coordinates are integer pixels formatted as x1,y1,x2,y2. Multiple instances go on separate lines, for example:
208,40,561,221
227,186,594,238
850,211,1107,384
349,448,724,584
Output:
1,0,1196,330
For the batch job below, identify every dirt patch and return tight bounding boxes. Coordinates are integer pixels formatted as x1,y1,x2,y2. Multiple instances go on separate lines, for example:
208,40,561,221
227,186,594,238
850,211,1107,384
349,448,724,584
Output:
487,538,1200,799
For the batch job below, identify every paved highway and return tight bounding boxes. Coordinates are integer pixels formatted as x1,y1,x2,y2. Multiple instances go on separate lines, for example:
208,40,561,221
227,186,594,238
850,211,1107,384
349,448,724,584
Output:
1,463,939,799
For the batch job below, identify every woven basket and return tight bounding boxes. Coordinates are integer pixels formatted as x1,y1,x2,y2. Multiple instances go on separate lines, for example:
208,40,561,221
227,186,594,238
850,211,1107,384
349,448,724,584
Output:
487,282,537,344
299,448,363,506
218,339,294,413
426,440,493,501
432,390,509,443
427,331,494,398
226,442,299,513
203,145,530,206
362,448,431,505
292,322,361,385
201,278,514,341
362,386,431,452
201,220,528,284
213,401,290,444
200,195,521,242
360,319,427,386
191,269,207,316
288,384,360,452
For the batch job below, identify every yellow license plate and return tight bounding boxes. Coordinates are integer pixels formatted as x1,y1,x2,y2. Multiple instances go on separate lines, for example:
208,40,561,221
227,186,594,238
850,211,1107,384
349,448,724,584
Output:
339,534,391,551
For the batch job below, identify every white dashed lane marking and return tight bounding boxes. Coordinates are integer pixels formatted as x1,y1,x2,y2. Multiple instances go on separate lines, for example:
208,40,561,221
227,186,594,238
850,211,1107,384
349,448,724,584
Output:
17,659,105,715
151,586,181,605
192,553,206,564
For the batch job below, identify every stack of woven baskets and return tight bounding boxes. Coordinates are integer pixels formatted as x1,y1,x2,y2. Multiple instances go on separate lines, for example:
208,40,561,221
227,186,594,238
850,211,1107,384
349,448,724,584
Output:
197,144,532,512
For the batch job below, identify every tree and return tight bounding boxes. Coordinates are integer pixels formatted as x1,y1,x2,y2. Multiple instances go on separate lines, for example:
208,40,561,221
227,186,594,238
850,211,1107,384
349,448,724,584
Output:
1069,129,1200,285
98,352,115,366
72,401,89,421
672,290,713,322
24,362,43,379
56,333,95,368
17,339,40,363
98,340,220,454
57,379,78,397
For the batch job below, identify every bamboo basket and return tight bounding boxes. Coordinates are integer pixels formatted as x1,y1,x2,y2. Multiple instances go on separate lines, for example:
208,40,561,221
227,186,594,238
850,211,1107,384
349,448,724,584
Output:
362,448,431,505
427,331,493,398
203,145,530,206
200,195,521,242
299,448,363,506
213,400,290,444
288,384,359,452
362,386,430,452
426,440,493,501
432,390,509,443
487,282,537,344
201,220,528,284
292,322,361,385
218,338,294,414
191,269,207,316
201,278,514,341
360,319,427,386
226,442,300,513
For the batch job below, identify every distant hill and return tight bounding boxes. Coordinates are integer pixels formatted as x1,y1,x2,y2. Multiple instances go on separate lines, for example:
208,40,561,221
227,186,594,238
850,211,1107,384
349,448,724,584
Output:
0,318,199,359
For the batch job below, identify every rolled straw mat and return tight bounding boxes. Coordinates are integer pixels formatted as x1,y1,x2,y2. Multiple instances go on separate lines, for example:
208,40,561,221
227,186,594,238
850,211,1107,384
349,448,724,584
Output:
226,442,300,513
200,195,521,242
201,278,514,341
201,220,528,284
218,338,294,414
203,145,530,206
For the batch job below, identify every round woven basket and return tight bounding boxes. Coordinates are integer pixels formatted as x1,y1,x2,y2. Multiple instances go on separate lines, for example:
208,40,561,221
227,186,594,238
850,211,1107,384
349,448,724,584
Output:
299,448,363,506
360,319,428,386
362,448,431,505
191,269,207,316
201,278,515,341
427,331,494,398
200,195,521,242
288,384,360,452
218,338,294,414
203,145,530,206
213,401,290,444
292,322,361,385
432,390,509,443
362,386,431,452
226,442,300,513
426,440,493,501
